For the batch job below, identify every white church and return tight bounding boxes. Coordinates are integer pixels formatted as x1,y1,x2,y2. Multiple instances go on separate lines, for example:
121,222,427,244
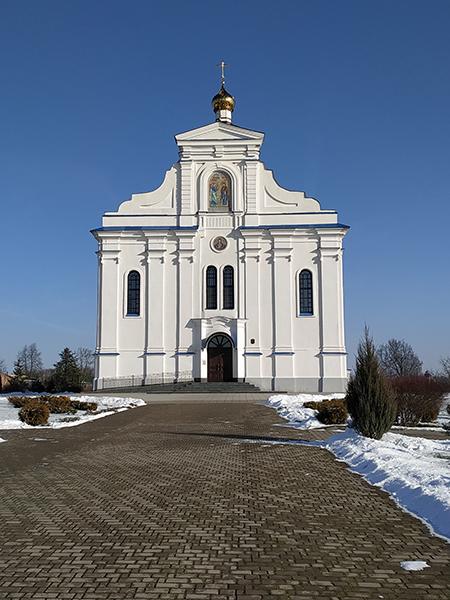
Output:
92,71,349,393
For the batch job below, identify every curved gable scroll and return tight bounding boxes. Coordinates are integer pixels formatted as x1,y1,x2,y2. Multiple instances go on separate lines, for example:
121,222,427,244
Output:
261,167,321,212
115,166,178,214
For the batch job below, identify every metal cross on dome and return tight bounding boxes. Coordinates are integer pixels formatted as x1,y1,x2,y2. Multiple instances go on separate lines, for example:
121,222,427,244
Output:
217,60,228,85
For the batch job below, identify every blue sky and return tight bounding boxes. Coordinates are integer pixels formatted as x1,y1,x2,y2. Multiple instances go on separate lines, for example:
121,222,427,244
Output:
1,0,449,371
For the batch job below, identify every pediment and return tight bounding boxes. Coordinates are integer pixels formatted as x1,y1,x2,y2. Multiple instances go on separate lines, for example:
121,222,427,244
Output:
175,122,264,144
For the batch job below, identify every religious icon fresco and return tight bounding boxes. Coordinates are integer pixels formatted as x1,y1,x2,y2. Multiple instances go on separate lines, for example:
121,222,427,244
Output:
208,171,231,211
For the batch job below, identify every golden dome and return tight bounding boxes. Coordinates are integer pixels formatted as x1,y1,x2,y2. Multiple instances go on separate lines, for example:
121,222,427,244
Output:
212,84,235,113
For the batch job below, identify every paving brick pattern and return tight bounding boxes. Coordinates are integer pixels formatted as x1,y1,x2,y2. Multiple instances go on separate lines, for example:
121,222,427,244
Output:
0,400,449,599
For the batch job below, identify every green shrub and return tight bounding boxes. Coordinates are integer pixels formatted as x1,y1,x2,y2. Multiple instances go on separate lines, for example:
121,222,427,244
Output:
316,399,348,424
43,395,76,414
390,376,445,426
346,327,396,439
18,400,50,426
70,399,98,412
8,396,32,409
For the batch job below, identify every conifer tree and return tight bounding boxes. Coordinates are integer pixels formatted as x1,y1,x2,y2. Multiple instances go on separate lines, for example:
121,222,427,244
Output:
346,327,396,439
50,348,83,393
8,358,28,392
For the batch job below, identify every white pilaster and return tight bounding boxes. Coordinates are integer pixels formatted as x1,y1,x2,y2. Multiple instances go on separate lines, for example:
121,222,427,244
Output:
245,162,258,214
94,244,121,388
242,232,262,380
176,232,195,379
271,233,294,388
179,161,193,225
318,232,348,392
144,235,166,381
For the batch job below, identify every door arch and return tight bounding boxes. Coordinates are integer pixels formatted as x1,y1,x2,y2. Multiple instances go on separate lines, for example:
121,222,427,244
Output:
207,334,233,382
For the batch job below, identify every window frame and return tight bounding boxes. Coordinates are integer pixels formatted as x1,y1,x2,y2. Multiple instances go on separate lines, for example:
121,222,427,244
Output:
298,269,314,317
126,270,141,317
205,265,218,310
222,265,234,310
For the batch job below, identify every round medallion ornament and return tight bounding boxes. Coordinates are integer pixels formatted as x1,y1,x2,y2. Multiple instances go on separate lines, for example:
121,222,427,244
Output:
212,236,228,252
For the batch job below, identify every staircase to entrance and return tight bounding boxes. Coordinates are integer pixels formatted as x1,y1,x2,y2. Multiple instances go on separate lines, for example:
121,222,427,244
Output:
96,381,263,395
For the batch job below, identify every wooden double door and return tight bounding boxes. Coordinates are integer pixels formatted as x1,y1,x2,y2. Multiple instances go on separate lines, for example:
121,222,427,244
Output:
207,334,233,382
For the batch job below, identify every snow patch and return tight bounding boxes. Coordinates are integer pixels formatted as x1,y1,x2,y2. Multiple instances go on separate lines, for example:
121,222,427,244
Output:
0,395,145,430
400,561,430,571
267,393,345,429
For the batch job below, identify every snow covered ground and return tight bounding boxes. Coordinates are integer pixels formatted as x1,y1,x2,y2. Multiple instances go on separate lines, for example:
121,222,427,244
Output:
0,395,145,430
268,393,450,542
268,393,346,429
438,393,450,428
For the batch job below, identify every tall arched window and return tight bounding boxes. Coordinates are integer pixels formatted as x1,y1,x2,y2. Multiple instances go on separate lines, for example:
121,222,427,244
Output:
299,270,313,316
223,266,234,309
206,266,217,309
208,171,231,212
127,271,140,316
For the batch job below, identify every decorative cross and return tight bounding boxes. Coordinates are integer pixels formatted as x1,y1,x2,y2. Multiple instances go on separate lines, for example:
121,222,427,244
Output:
217,60,228,85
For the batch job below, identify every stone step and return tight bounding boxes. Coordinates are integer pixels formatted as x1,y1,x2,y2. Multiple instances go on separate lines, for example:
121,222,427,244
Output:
99,381,263,394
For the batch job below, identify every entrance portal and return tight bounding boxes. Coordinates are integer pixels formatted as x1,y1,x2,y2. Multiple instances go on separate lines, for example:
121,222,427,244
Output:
207,334,233,382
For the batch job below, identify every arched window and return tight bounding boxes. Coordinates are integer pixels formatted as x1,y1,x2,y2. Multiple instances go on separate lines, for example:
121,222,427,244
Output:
299,270,313,316
127,271,140,316
223,266,234,309
206,266,217,309
208,171,231,212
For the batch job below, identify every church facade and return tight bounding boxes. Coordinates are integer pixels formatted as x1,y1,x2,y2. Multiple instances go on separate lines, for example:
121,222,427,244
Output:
92,79,349,392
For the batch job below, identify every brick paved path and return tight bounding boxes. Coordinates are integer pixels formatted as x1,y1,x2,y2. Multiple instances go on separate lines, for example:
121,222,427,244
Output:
0,400,449,599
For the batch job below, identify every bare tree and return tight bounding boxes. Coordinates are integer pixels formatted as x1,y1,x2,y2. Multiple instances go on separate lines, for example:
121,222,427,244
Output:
377,339,422,377
440,356,450,379
28,343,43,378
16,343,43,379
75,347,94,381
0,358,6,373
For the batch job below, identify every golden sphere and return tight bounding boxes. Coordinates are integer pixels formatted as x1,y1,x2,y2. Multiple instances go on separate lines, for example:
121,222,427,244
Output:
212,85,235,113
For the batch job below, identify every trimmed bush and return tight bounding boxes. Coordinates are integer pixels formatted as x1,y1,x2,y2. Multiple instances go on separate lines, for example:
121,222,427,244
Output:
70,399,98,412
19,400,50,426
44,395,76,414
303,400,323,410
391,376,445,426
8,396,32,409
316,399,348,425
346,328,396,439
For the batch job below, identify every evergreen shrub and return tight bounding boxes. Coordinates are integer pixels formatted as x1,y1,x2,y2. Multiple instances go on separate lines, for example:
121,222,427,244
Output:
18,400,50,426
8,396,31,409
346,327,396,439
316,399,348,424
44,396,76,414
70,399,98,412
